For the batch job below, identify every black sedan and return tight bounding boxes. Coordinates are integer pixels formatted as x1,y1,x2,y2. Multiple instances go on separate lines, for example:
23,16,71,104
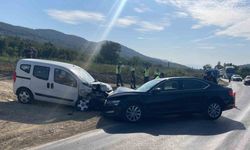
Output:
103,77,236,122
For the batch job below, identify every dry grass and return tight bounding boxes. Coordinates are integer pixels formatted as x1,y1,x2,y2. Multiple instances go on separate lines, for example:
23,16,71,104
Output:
0,79,114,150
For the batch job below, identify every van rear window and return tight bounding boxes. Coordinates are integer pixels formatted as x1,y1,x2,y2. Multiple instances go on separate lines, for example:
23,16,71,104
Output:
33,66,50,80
20,64,31,73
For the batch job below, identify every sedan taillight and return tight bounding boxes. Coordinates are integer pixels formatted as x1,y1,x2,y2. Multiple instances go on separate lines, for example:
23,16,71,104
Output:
229,89,235,97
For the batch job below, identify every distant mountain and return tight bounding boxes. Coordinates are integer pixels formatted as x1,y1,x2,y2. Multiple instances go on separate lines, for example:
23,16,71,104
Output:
0,22,187,69
239,64,250,68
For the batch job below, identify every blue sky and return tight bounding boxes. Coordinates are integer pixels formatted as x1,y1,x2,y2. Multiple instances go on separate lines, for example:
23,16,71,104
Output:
0,0,250,68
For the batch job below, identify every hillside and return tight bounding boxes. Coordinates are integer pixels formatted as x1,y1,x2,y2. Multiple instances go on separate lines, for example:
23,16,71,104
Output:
0,22,187,68
239,64,250,68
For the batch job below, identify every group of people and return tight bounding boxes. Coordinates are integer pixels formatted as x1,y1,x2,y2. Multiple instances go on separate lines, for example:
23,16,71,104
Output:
116,62,164,89
203,69,218,84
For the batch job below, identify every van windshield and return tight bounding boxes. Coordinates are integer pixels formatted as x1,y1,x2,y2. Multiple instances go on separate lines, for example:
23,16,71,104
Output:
72,66,95,83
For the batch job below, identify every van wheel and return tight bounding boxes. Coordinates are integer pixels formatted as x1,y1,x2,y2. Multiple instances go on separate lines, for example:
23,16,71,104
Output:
17,88,33,104
206,102,222,120
75,99,90,112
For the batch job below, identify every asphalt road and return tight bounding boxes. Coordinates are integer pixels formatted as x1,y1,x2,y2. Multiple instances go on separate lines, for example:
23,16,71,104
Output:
32,81,250,150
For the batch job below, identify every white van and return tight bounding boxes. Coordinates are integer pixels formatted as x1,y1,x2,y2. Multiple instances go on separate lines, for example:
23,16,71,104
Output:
13,59,112,111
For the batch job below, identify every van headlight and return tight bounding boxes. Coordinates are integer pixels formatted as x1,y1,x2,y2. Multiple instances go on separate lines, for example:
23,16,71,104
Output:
106,100,120,106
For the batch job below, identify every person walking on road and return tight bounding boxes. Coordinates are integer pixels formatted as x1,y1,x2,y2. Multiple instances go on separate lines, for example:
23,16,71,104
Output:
130,64,136,89
144,66,150,83
116,62,123,87
154,68,160,79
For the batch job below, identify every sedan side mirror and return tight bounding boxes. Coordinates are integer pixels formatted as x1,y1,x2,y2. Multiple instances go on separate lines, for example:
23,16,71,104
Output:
152,87,162,94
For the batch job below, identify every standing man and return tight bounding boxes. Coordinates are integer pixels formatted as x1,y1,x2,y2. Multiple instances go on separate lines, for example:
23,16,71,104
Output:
116,62,123,87
144,66,150,83
154,68,160,79
130,64,136,89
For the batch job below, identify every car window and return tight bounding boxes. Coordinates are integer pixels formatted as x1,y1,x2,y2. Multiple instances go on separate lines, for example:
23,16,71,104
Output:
160,80,179,91
54,68,77,87
20,64,31,73
136,79,162,92
71,66,95,83
182,80,208,90
33,65,50,80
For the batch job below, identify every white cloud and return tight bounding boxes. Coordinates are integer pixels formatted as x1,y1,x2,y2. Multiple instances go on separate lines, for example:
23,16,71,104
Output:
46,9,105,24
192,35,216,43
116,16,138,27
134,4,151,13
198,46,216,50
116,15,170,32
175,11,188,18
137,37,155,40
191,24,203,29
155,0,250,40
216,18,250,40
136,21,169,32
155,0,172,4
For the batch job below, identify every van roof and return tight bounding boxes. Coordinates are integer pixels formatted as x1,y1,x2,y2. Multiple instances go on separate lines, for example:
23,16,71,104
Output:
19,59,77,69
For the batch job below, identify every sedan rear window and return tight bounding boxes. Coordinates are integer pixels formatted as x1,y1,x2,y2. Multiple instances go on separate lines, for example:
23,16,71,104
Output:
182,80,208,90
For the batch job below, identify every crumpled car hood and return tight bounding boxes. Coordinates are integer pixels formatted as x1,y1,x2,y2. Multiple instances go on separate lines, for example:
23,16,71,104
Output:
91,82,113,92
112,87,135,94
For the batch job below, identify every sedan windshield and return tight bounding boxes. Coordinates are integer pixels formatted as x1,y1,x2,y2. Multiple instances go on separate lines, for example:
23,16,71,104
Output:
136,79,162,92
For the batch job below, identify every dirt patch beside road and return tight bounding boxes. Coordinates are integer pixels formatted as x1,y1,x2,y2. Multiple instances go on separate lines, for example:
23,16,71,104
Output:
0,79,114,150
0,80,16,101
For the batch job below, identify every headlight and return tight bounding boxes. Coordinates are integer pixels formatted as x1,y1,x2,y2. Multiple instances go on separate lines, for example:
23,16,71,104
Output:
106,100,120,106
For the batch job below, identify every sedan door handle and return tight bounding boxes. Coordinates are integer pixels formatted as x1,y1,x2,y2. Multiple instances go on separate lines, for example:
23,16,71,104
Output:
47,83,50,88
51,83,54,89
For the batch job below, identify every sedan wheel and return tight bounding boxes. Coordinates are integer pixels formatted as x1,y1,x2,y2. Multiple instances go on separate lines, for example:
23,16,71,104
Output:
207,102,222,120
125,105,142,122
18,89,32,104
75,99,90,112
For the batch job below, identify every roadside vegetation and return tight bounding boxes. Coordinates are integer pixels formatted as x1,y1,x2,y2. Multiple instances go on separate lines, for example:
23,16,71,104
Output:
0,36,203,84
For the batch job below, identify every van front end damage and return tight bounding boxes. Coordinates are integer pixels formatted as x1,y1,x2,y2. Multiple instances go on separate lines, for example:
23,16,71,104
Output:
77,82,113,111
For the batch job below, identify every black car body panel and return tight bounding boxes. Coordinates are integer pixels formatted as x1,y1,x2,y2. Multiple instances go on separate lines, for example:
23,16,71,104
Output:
103,77,235,118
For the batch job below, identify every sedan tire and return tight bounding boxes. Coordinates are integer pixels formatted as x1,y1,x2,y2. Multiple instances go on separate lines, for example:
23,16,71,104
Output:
124,104,143,122
206,102,222,120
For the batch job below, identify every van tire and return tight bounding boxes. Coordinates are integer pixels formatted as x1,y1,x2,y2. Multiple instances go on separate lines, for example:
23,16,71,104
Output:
17,88,33,104
75,99,90,112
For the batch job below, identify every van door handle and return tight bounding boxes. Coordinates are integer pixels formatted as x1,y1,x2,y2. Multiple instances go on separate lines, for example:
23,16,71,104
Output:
51,83,54,89
47,83,50,88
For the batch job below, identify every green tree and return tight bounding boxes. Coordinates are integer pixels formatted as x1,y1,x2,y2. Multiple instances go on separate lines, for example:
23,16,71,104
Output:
0,38,7,55
40,42,56,58
95,41,121,64
203,64,212,70
238,67,250,78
